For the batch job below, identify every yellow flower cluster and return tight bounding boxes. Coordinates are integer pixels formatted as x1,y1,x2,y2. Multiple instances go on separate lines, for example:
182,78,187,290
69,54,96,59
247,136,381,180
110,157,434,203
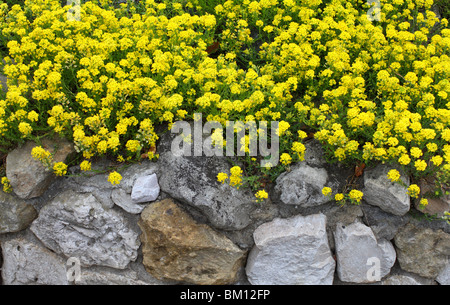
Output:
322,186,363,206
254,189,268,202
0,0,448,193
1,176,12,193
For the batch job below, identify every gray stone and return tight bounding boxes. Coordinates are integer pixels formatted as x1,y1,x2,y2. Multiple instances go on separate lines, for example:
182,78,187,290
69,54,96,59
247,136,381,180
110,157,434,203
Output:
381,274,425,285
111,188,146,214
77,268,150,285
157,152,255,231
245,213,335,285
394,222,450,279
362,164,410,216
437,263,450,285
65,160,159,209
361,203,409,241
6,138,75,199
0,191,37,233
1,238,69,285
334,221,396,283
273,162,330,207
131,173,160,204
30,190,140,269
272,140,348,207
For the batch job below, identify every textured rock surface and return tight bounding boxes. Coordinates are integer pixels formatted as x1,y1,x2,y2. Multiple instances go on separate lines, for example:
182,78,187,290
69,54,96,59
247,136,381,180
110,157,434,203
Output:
334,221,396,283
394,222,450,279
273,162,330,207
0,191,37,233
1,238,68,285
138,199,247,284
245,213,335,285
77,268,150,285
272,140,347,207
6,138,75,199
158,151,255,230
30,190,140,269
381,274,427,285
361,204,409,241
362,164,410,216
436,264,450,285
416,178,450,218
111,188,146,214
131,173,160,203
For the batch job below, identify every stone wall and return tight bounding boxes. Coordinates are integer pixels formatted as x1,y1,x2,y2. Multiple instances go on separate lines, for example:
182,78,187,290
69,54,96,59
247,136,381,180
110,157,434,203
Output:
0,132,449,285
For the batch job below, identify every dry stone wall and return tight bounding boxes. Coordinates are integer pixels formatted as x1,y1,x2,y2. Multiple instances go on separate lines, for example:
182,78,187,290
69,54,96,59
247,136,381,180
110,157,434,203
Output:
0,134,449,285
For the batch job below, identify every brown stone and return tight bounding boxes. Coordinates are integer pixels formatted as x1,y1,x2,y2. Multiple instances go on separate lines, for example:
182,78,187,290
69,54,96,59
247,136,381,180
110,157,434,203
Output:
138,199,247,284
416,178,450,217
394,222,450,278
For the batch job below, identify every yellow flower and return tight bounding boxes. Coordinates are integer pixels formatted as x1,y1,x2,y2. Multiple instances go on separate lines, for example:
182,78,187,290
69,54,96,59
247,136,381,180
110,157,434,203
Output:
18,122,32,137
80,160,91,171
348,190,363,204
217,172,228,184
335,193,344,201
255,190,269,202
418,198,428,210
410,147,423,159
407,184,420,198
108,171,122,185
53,162,68,176
1,177,12,193
280,153,292,166
31,146,52,164
322,187,332,197
414,159,427,171
387,169,401,182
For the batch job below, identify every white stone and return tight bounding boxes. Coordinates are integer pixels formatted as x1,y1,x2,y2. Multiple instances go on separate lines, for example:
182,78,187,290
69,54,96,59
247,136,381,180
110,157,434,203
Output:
1,238,69,285
111,188,147,214
437,264,450,285
245,213,335,285
30,190,140,269
131,173,160,204
334,221,396,283
362,164,410,216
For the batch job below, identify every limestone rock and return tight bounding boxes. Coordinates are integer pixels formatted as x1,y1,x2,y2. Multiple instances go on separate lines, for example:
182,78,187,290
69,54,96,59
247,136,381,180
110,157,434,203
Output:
0,191,37,233
361,203,409,241
245,213,335,285
77,268,150,285
437,264,450,285
131,173,160,204
334,221,396,283
1,238,69,285
111,188,146,214
381,274,426,285
6,138,75,199
30,190,140,269
138,199,246,285
272,140,348,207
157,152,255,230
362,164,410,216
394,222,450,279
273,163,330,207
